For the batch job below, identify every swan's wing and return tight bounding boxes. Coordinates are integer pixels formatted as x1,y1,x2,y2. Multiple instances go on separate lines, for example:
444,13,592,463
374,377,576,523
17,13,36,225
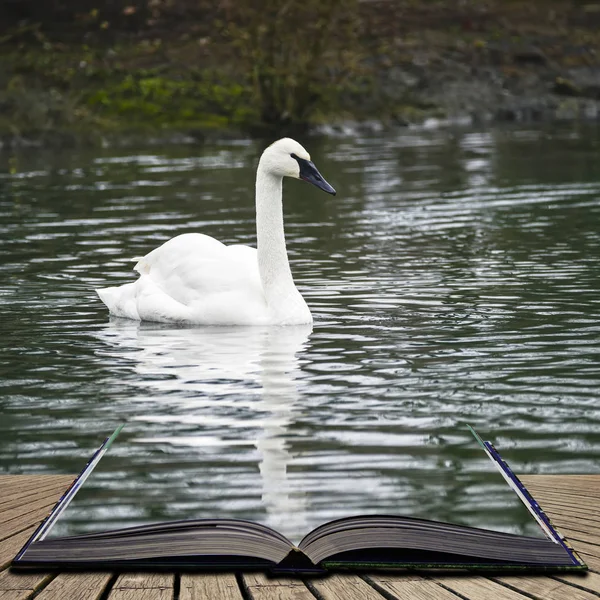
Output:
135,233,225,278
134,233,264,307
97,233,268,324
97,277,193,322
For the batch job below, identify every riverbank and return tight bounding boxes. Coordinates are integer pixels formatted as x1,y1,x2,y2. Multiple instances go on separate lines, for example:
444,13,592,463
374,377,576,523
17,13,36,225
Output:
1,0,599,147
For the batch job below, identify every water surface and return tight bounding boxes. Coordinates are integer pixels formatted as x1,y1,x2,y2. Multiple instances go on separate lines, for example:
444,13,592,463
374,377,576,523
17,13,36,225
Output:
1,125,600,541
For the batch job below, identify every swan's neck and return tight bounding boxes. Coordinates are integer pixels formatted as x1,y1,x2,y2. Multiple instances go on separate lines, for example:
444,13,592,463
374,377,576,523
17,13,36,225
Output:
256,164,296,300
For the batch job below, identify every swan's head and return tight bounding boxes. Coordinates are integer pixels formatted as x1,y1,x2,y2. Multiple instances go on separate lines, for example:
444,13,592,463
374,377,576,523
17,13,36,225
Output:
260,138,336,195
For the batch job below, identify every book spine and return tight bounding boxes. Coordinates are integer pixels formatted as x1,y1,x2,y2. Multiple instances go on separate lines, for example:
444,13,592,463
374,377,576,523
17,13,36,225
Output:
13,425,124,563
484,441,585,568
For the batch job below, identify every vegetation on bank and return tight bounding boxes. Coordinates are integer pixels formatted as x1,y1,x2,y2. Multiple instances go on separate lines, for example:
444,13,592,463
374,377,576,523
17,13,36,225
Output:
1,0,600,145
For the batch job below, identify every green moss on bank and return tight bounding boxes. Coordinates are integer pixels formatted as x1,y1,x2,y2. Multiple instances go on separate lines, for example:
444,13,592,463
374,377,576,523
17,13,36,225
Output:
2,0,600,146
0,41,261,144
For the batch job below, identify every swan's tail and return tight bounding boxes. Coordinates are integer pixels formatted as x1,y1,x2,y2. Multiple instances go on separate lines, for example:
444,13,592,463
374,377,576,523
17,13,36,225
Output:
96,284,140,320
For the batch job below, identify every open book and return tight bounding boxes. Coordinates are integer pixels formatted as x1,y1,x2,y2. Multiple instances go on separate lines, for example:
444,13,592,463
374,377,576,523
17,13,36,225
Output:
12,426,586,573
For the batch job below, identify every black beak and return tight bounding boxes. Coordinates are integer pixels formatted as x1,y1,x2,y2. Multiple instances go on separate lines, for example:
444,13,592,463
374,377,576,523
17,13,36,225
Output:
291,153,336,195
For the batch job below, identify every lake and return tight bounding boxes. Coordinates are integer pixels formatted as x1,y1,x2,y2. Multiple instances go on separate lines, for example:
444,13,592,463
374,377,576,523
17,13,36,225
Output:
1,124,599,542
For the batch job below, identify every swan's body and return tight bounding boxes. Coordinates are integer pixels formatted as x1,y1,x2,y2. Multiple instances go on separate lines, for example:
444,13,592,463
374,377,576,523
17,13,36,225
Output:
97,232,307,325
96,138,335,325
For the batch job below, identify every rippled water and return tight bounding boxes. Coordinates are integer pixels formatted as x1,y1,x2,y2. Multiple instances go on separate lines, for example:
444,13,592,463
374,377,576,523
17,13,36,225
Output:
1,125,600,542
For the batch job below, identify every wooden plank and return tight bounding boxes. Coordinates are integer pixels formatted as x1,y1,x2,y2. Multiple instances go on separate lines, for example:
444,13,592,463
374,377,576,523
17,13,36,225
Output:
538,502,600,526
539,502,600,522
0,525,37,570
0,476,48,490
555,572,600,595
180,574,243,600
0,482,70,511
242,573,315,600
579,551,600,572
0,498,59,526
530,488,600,512
523,475,600,491
5,475,72,486
0,477,72,495
564,538,600,559
0,490,63,515
368,574,464,599
550,513,600,544
108,573,174,600
525,491,600,515
243,574,307,588
0,505,58,543
527,482,600,507
36,573,112,600
527,483,600,498
524,476,600,491
309,574,385,599
525,475,600,483
0,481,64,504
245,584,315,600
433,576,533,599
527,487,600,506
0,488,62,522
533,498,600,518
548,510,600,531
0,478,71,569
544,524,600,552
0,477,75,569
547,516,600,542
524,476,600,487
0,570,54,600
494,574,600,600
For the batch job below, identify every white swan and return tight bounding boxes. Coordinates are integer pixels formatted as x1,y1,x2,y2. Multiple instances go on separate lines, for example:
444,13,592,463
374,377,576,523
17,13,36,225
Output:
96,138,336,325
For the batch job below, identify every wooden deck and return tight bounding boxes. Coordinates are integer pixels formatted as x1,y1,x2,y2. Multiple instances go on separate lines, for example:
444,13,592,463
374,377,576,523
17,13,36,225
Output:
1,474,599,599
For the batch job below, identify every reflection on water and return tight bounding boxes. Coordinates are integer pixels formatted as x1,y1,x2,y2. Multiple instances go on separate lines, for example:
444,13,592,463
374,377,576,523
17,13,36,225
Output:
92,321,312,539
2,125,600,539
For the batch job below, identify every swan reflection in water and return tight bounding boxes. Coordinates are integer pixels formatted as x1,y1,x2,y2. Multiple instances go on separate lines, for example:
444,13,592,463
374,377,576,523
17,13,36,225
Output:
97,319,313,539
